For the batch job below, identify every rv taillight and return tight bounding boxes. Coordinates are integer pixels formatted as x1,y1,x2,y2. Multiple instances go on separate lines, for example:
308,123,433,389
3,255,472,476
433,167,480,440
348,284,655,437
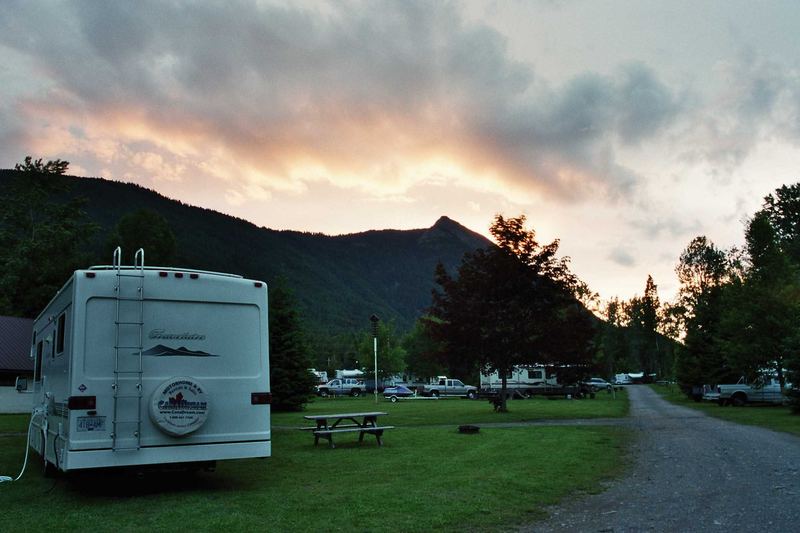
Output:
159,271,168,277
254,282,263,288
68,396,97,410
251,392,271,405
85,272,96,278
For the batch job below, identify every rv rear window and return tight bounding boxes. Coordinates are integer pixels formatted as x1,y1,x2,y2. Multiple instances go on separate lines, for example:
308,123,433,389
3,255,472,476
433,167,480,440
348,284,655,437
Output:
56,313,66,354
35,341,43,382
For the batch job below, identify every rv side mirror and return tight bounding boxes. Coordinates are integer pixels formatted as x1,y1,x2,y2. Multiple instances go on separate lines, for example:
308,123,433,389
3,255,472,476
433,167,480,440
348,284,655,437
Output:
15,376,28,392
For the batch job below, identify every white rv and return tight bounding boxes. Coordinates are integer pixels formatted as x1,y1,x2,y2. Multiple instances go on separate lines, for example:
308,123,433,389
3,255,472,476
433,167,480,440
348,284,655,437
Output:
25,249,271,473
480,366,559,396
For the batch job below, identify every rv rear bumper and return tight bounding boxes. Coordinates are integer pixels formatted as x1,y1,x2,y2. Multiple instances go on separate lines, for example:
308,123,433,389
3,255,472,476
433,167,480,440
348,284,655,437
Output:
62,440,271,471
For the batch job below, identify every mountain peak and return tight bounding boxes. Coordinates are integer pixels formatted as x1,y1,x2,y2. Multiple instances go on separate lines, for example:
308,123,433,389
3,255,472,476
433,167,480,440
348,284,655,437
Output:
432,215,460,229
420,216,491,250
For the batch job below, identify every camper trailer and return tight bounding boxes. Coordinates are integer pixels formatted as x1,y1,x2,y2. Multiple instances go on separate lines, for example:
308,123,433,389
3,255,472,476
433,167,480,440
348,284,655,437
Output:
24,249,271,473
480,366,559,396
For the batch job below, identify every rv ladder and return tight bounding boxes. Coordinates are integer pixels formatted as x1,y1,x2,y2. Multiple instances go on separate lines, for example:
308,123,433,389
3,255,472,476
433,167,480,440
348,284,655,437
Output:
111,247,145,452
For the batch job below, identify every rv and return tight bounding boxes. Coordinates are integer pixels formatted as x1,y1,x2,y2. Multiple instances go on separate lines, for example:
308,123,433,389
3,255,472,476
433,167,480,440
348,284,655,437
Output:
335,369,364,379
23,248,271,473
480,366,559,397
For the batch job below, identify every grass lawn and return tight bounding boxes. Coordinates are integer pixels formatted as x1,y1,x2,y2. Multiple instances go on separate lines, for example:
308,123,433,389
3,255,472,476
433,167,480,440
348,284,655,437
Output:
274,388,629,428
0,392,629,532
650,384,800,437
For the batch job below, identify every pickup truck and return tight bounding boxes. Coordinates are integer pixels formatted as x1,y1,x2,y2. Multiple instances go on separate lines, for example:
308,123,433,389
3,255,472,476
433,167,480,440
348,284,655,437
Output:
419,377,478,399
316,378,364,397
717,376,789,406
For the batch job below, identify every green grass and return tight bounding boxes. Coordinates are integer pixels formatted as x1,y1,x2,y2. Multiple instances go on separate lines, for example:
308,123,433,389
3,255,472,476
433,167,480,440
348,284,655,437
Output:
274,389,629,428
0,394,630,532
0,414,28,433
650,384,800,437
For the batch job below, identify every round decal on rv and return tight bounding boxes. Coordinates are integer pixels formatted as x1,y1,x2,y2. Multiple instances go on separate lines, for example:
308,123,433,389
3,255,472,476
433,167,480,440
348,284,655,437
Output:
149,377,210,437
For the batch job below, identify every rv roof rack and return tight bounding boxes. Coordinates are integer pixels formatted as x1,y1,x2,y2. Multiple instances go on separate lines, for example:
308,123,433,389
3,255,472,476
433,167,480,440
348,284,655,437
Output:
87,266,243,279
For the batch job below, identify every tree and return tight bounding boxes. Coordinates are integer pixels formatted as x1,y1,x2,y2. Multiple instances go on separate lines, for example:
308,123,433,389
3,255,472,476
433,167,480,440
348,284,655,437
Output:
268,279,317,411
761,183,800,263
624,276,672,378
718,211,799,387
355,319,407,382
427,214,595,412
14,156,69,175
755,185,800,392
402,317,447,380
672,236,734,396
0,157,97,316
108,209,177,265
596,298,630,378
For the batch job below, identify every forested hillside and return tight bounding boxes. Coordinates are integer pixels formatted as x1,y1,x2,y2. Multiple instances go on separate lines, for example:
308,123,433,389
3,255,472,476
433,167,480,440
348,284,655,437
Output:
0,169,490,337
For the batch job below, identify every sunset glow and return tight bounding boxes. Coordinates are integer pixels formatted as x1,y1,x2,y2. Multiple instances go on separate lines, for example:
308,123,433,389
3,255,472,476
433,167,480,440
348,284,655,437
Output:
3,1,800,302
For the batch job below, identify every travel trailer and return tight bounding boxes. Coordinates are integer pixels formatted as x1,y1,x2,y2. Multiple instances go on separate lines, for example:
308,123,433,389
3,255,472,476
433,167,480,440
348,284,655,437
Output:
480,366,559,396
335,369,364,379
22,248,271,473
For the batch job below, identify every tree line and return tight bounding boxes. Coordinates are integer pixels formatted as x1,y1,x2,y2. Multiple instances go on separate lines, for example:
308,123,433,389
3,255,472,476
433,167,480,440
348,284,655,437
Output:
667,184,800,403
7,155,797,413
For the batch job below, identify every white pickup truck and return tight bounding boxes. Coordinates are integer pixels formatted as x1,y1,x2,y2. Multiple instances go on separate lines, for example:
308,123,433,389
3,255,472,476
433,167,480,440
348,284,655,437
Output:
316,378,364,397
419,377,478,399
717,376,789,406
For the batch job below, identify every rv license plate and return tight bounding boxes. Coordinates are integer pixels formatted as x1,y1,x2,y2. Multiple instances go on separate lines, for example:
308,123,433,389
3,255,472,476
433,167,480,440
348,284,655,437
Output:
77,416,106,432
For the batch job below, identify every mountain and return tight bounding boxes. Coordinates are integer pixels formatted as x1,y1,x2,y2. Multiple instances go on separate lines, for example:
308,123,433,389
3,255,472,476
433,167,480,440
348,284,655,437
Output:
0,170,491,336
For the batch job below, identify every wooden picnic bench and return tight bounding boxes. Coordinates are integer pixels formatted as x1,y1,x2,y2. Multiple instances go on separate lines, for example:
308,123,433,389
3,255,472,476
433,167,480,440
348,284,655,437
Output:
301,412,394,449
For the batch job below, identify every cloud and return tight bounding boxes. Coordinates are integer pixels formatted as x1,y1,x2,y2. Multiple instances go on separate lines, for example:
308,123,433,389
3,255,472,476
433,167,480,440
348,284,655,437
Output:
676,50,800,176
609,247,636,267
636,215,702,240
0,0,688,205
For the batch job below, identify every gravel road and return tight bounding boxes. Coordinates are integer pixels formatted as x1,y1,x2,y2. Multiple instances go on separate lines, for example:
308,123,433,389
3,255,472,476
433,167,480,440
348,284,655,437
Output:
524,385,800,532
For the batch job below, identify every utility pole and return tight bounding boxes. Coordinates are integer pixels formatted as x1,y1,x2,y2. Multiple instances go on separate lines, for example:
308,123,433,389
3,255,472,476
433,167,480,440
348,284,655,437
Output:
370,314,380,404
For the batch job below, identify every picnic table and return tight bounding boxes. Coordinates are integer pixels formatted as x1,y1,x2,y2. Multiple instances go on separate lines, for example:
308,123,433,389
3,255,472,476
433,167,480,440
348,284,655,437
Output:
301,411,394,449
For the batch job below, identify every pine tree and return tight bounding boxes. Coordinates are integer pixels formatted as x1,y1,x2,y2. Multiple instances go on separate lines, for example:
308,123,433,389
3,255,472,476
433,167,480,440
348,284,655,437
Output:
268,279,317,411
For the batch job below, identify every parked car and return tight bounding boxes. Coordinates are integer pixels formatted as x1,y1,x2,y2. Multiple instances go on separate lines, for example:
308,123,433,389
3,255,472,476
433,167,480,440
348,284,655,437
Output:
582,378,612,392
383,385,414,402
316,378,364,397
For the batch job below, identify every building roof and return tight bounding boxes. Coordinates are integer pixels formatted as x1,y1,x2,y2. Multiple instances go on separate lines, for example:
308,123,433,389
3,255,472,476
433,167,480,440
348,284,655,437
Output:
0,315,34,372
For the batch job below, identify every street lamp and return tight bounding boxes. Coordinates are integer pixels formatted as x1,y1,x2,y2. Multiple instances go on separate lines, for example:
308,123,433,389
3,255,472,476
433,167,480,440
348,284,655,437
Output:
370,314,380,404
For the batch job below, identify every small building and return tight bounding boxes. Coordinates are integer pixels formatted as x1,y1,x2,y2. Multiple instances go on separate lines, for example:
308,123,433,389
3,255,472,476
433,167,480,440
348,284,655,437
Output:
0,315,34,385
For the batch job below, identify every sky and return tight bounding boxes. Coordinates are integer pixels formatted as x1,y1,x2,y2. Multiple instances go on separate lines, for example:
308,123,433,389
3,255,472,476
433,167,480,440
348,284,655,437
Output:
2,0,800,304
